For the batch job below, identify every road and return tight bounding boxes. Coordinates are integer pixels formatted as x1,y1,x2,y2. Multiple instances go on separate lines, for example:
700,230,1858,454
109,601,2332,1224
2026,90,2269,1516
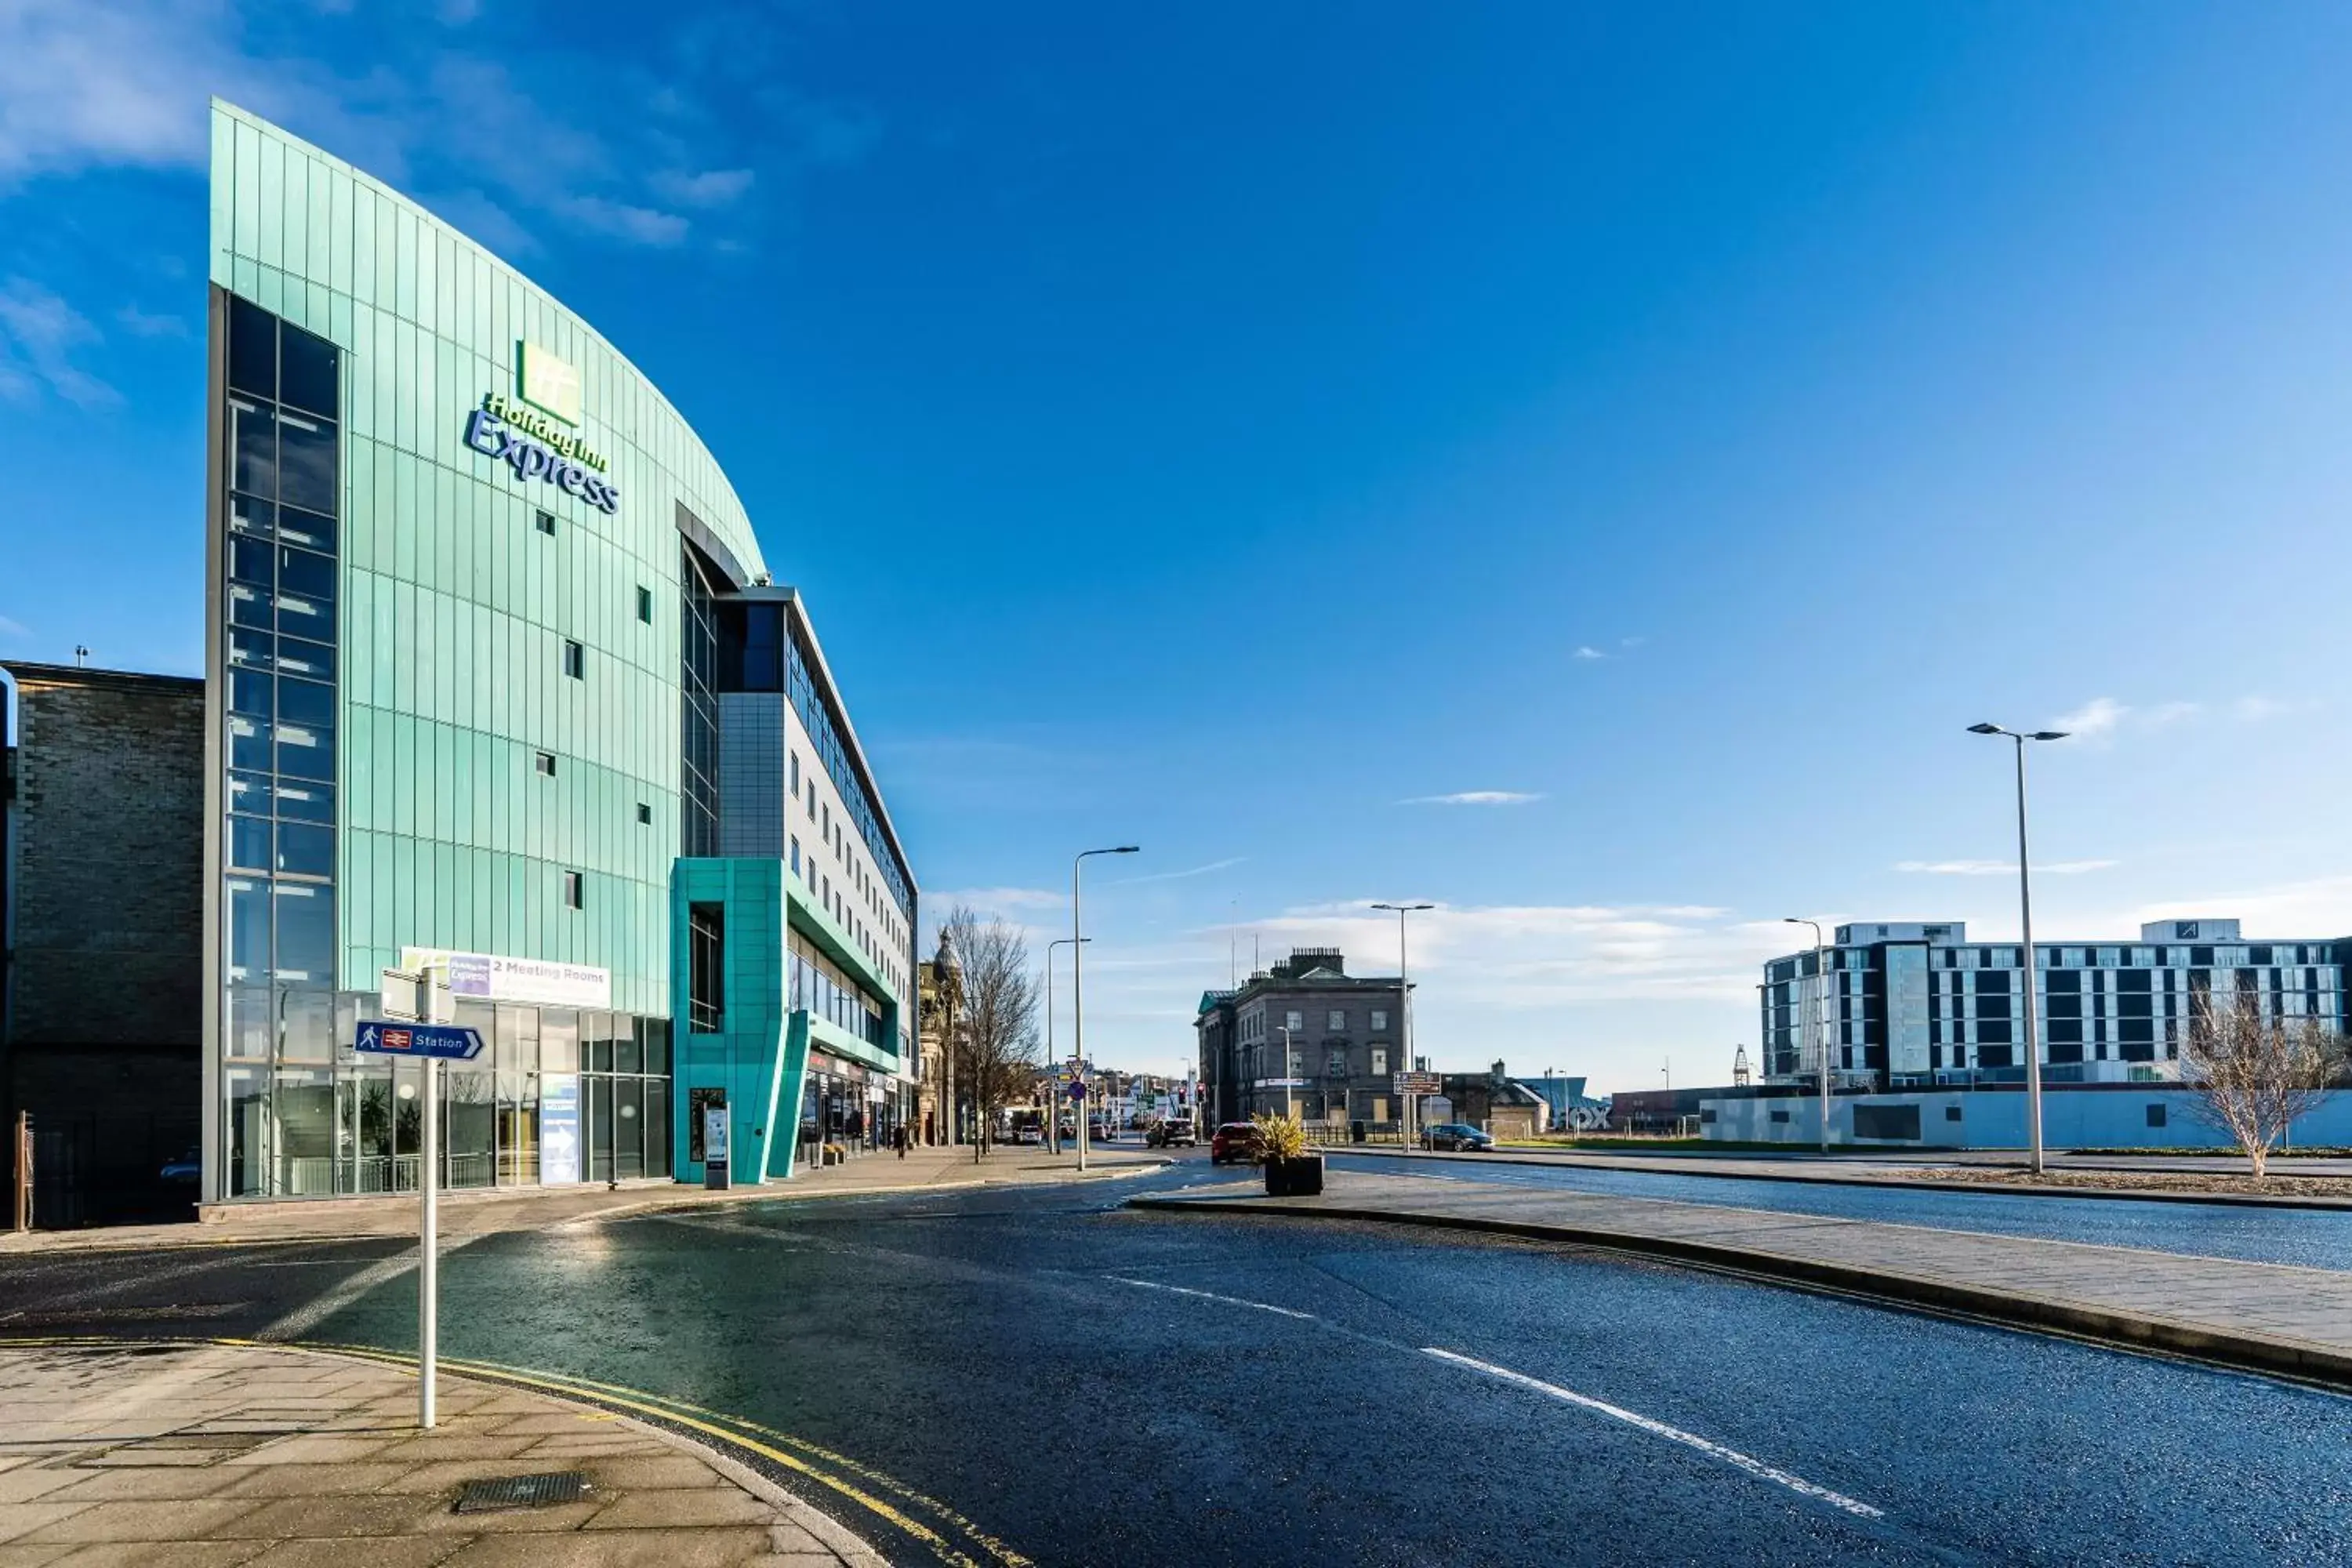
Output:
1322,1150,2352,1269
5,1156,2350,1566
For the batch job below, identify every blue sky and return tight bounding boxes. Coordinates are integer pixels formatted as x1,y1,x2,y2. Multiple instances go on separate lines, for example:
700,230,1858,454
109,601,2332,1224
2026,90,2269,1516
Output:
6,2,2352,1092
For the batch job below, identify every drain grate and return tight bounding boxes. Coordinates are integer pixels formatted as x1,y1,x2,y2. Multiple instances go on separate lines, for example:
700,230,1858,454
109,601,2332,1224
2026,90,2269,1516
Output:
452,1472,590,1514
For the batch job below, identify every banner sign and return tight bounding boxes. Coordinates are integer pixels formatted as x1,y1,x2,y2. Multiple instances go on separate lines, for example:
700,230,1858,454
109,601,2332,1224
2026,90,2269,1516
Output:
402,949,610,1010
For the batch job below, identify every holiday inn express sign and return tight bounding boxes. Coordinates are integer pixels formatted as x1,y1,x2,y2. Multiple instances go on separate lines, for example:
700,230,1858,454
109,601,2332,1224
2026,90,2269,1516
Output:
462,340,621,514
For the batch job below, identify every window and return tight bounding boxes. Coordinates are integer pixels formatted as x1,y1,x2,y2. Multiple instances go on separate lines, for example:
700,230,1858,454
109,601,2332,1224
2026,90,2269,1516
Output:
790,836,801,875
1370,1010,1388,1031
1285,1011,1303,1032
1944,1105,1964,1122
688,903,724,1033
637,586,653,623
1769,1109,1791,1123
1327,1009,1346,1031
1327,1049,1347,1076
636,802,652,825
563,640,584,680
564,871,583,909
1370,1047,1388,1076
536,751,556,777
536,510,557,536
2147,1103,2169,1128
790,752,800,793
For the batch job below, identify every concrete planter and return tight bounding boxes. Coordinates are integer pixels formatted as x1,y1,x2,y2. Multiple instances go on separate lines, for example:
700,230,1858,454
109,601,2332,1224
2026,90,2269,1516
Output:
1264,1154,1325,1197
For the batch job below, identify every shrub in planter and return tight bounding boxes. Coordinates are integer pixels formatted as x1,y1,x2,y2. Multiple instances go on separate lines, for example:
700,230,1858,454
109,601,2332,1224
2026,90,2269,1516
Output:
1252,1112,1325,1197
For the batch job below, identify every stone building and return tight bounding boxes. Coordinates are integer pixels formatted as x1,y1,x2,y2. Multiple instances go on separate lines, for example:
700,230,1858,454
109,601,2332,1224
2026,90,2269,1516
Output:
1196,948,1409,1127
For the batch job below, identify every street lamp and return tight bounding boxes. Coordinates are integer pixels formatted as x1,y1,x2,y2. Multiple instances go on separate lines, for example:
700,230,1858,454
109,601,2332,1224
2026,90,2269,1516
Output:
1969,722,2069,1175
1783,917,1828,1153
1371,902,1434,1153
1045,937,1088,1156
1278,1024,1295,1121
1073,845,1140,1173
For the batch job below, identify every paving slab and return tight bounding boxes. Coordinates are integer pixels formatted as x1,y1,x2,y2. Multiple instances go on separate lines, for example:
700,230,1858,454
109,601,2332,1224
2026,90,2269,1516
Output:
0,1345,882,1566
1134,1171,2352,1386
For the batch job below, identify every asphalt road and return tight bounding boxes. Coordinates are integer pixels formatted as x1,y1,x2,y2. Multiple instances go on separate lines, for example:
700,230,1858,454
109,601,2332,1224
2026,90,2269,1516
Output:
1325,1150,2352,1269
5,1158,2350,1566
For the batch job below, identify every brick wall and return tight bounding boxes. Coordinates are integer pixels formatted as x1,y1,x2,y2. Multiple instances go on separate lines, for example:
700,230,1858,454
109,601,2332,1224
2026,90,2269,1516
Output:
3,662,205,1049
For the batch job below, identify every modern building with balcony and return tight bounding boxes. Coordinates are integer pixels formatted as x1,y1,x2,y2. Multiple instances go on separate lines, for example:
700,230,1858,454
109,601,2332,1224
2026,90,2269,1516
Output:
1759,917,2350,1090
196,102,916,1207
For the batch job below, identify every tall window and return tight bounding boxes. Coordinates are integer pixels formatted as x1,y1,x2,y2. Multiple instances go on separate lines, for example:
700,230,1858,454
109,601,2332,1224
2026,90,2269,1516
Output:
678,540,723,856
220,295,342,1200
688,903,725,1033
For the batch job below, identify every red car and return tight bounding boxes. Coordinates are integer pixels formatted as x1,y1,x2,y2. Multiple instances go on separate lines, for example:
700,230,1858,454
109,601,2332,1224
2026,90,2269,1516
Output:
1210,1122,1264,1165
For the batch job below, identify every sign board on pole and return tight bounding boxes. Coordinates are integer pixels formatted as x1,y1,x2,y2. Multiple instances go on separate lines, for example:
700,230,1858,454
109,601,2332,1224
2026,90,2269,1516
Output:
354,1022,485,1062
702,1104,731,1191
1392,1071,1442,1095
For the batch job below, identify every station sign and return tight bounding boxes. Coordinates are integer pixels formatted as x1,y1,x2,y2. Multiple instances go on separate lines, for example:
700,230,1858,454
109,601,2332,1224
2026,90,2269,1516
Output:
354,1022,485,1061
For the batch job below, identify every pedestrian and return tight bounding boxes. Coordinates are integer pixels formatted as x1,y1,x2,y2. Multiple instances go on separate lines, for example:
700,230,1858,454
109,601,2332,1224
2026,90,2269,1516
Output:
895,1124,909,1159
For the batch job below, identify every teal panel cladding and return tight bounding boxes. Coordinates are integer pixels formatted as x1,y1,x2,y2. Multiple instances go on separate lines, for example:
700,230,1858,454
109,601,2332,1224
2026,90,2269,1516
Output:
209,101,769,1016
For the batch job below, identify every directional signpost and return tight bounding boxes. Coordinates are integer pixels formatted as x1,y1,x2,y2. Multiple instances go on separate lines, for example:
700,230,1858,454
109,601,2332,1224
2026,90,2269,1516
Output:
361,967,485,1429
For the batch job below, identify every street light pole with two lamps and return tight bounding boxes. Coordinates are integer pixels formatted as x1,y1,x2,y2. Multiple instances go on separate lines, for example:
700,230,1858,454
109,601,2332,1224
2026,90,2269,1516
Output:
1073,845,1139,1172
1044,936,1088,1156
1968,722,2069,1175
1371,902,1434,1152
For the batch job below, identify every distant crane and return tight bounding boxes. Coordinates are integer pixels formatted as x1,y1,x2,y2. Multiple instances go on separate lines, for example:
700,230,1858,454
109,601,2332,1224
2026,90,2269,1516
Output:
1732,1044,1752,1087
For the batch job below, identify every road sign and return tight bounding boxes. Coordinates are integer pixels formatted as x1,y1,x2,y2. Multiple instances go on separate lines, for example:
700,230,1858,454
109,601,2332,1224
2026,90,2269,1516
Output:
1066,1079,1087,1101
354,1022,485,1062
1392,1071,1441,1094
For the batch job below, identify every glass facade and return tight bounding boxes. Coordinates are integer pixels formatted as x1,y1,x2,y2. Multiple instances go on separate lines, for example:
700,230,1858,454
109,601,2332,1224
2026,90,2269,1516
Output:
203,103,911,1202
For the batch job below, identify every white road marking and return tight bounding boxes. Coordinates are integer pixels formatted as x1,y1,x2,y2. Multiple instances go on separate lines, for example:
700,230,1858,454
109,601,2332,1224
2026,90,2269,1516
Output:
1105,1276,1316,1320
1421,1348,1885,1520
256,1236,482,1342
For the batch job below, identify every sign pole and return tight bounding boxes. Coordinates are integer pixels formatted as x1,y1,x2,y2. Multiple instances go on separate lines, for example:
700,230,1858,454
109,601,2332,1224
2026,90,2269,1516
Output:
419,960,442,1430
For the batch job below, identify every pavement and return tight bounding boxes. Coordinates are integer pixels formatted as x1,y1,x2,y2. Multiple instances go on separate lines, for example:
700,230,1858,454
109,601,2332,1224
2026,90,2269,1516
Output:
2,1143,1168,1256
1134,1167,2352,1387
0,1340,881,1566
1340,1142,2352,1207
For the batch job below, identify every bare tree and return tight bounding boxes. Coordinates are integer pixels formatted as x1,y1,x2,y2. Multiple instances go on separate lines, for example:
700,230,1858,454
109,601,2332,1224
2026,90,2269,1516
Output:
2178,994,2346,1178
940,906,1042,1163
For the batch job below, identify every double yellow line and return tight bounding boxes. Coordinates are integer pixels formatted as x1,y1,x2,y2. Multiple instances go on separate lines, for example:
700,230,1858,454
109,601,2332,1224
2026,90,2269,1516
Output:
0,1334,1030,1568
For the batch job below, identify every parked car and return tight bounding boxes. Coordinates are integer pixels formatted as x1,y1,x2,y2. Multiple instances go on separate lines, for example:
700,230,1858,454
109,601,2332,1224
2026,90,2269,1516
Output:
1420,1123,1494,1152
1210,1122,1263,1165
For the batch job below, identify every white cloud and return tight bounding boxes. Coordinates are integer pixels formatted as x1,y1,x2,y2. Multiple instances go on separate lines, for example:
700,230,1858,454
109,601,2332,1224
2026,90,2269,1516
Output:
2234,695,2290,722
1399,791,1544,807
2143,701,2201,728
652,167,755,207
2051,696,2126,739
1243,899,1785,1006
1572,645,1606,660
1109,856,1246,886
113,303,186,338
554,195,688,246
0,278,118,408
1895,858,2117,876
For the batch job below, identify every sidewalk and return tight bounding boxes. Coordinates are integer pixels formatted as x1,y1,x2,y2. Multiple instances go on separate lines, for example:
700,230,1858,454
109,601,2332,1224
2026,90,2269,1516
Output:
1133,1171,2352,1388
0,1341,880,1566
3,1144,1167,1256
1334,1144,2352,1209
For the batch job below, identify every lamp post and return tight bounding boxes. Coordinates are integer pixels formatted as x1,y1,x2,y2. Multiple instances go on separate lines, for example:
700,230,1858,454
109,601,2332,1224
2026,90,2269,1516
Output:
1073,845,1139,1173
1371,902,1434,1152
1278,1024,1295,1120
1969,722,2070,1175
1783,918,1828,1154
1045,937,1088,1156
